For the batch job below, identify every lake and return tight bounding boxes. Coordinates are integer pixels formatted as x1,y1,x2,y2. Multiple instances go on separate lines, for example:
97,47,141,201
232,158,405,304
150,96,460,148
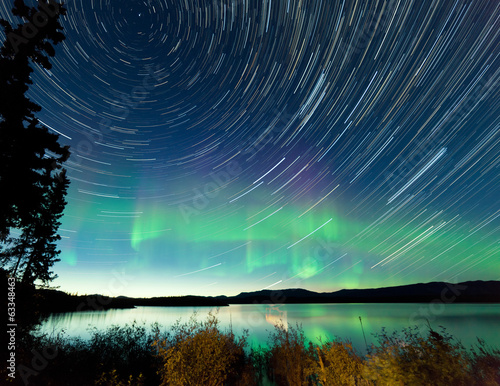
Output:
39,303,500,352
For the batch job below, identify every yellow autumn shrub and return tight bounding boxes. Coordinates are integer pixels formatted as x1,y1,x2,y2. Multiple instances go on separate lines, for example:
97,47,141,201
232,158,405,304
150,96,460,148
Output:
314,340,370,386
153,311,248,386
362,326,472,386
266,322,317,386
94,369,145,386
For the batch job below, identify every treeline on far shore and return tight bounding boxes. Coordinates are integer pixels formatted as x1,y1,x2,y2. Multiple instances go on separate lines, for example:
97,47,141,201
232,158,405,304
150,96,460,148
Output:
36,288,230,313
33,279,500,314
4,311,500,386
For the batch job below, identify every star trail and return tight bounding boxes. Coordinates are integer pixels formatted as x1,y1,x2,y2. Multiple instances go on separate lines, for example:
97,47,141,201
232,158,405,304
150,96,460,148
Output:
1,0,498,297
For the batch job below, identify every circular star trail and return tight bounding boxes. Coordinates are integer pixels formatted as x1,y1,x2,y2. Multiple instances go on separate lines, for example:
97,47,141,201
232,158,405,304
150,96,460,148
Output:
1,0,498,296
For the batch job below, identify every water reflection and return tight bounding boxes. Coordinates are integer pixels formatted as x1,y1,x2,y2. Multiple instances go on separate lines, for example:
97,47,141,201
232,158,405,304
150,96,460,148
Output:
265,305,288,329
40,303,500,353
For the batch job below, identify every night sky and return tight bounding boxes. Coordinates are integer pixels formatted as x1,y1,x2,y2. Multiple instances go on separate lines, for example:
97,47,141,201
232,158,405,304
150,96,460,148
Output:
1,0,498,297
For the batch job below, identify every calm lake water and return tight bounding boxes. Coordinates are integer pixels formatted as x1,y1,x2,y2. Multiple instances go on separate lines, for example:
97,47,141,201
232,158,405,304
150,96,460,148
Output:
40,303,500,352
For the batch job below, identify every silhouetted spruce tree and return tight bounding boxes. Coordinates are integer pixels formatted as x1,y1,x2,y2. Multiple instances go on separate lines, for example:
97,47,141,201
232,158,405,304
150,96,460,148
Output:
0,0,70,286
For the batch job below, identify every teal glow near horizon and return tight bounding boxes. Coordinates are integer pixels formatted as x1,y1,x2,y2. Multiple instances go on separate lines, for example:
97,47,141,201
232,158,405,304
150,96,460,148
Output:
53,175,499,297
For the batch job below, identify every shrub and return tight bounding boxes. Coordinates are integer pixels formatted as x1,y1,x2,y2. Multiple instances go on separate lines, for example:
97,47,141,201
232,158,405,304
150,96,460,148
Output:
248,345,270,385
94,369,145,386
314,340,369,386
363,326,472,385
153,311,249,386
266,322,317,386
6,311,500,386
15,322,159,386
467,338,500,385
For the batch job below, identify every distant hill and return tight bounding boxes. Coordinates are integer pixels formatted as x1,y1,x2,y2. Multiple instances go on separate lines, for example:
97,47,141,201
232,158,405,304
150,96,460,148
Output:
221,280,500,304
37,280,500,313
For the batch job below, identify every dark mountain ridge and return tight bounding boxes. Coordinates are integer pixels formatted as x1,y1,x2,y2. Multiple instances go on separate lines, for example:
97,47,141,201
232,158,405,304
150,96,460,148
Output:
222,280,500,304
37,280,500,313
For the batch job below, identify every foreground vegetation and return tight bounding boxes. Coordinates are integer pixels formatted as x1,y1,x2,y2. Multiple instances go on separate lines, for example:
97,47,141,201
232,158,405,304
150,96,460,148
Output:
4,312,500,386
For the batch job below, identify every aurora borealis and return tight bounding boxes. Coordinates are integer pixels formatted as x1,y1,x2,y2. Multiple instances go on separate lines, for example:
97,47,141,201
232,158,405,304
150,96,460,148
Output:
1,0,498,297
